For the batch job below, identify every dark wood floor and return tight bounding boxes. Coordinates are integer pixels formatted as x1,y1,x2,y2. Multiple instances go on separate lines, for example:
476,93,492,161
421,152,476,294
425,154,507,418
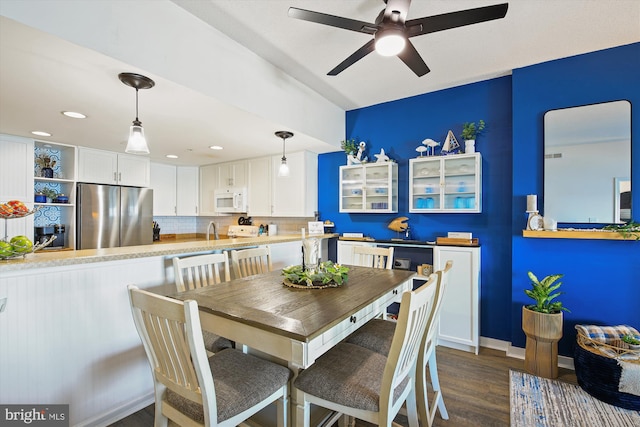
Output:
109,346,577,427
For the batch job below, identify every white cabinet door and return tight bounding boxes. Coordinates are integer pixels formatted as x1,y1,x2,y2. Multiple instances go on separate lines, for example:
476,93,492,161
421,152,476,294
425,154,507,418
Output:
176,166,199,216
77,147,118,184
0,134,34,239
340,162,398,213
118,154,150,187
409,153,481,213
150,163,176,216
433,245,480,354
218,160,247,189
272,151,317,217
78,147,150,187
199,164,218,216
337,241,375,266
247,157,272,216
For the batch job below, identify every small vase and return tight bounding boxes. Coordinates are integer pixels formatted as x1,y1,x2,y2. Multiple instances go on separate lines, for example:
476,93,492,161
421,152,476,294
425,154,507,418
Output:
41,167,54,178
465,139,476,154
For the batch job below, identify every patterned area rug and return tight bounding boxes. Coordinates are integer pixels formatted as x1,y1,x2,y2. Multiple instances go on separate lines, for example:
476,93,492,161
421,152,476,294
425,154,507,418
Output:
510,370,640,426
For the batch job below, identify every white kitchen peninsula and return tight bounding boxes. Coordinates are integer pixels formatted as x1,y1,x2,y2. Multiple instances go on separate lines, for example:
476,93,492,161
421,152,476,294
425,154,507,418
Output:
0,234,336,426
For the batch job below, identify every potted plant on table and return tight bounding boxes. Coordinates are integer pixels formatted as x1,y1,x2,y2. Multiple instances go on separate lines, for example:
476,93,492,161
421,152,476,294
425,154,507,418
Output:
522,271,569,379
460,120,485,154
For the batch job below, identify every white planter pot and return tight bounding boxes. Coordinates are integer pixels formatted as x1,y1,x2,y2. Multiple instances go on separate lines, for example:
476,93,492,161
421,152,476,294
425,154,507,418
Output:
465,139,476,153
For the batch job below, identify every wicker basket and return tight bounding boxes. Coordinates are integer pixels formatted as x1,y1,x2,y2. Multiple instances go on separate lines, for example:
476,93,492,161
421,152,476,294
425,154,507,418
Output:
574,334,640,410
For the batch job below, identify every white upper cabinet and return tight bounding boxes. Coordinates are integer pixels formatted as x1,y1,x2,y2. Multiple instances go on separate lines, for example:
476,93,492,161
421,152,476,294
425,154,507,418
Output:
247,156,272,216
409,153,482,213
176,166,199,216
339,162,398,213
150,163,177,216
217,160,247,189
150,164,199,216
199,164,218,216
271,151,317,217
77,147,150,187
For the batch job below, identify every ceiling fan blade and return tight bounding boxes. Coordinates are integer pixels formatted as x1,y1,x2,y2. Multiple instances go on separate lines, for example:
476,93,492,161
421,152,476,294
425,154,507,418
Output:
382,0,411,24
405,3,508,37
328,39,376,76
288,7,377,34
397,40,430,77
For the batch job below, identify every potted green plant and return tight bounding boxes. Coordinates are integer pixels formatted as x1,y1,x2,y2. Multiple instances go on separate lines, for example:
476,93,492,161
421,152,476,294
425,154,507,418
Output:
341,138,358,155
622,334,640,350
522,271,569,379
603,221,640,240
460,120,485,154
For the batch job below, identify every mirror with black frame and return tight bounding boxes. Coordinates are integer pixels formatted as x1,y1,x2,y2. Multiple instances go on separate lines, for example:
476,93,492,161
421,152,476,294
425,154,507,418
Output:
544,100,631,224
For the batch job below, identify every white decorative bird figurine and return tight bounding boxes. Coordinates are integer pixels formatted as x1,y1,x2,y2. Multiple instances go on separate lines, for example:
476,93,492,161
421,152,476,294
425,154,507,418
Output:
374,148,390,163
422,138,440,156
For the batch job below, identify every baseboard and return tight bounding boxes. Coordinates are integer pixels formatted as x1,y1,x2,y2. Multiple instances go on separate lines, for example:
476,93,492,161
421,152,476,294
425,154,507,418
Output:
480,337,575,371
74,393,154,427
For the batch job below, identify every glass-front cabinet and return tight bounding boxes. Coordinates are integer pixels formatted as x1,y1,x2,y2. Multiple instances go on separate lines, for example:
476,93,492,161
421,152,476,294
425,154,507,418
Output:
340,163,398,213
409,153,481,213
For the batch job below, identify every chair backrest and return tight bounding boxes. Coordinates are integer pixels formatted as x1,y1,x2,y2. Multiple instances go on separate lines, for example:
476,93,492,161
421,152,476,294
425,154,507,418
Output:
425,260,453,346
128,285,217,424
173,253,231,292
379,274,437,415
352,245,394,269
230,246,272,279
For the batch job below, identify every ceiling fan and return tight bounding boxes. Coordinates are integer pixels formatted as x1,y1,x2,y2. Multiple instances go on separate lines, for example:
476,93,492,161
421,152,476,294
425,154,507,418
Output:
288,0,508,77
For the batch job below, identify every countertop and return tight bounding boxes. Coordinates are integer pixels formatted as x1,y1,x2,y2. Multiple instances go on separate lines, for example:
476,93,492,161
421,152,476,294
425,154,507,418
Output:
0,233,338,272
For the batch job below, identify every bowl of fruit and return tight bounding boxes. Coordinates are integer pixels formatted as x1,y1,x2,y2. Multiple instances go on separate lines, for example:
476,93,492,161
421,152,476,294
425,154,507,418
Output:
0,235,35,260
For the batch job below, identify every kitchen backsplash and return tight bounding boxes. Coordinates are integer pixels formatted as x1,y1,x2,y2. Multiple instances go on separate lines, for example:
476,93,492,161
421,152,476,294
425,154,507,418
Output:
153,215,316,236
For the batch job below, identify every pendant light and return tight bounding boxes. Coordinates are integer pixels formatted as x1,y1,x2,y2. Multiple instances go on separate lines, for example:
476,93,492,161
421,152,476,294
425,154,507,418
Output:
275,131,293,177
119,72,155,154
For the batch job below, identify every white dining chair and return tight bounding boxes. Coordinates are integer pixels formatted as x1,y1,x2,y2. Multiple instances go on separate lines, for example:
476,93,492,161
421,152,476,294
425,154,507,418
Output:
173,253,231,292
229,246,272,279
352,245,394,269
172,253,233,353
345,260,454,427
294,273,438,427
128,285,290,427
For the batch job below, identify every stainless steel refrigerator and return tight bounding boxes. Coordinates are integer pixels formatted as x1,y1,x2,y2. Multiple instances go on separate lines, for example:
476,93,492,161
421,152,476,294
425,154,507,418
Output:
76,183,153,249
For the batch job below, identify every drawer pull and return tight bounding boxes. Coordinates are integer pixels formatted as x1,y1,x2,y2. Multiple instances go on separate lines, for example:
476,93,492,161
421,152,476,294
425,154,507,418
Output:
393,289,398,295
350,315,357,323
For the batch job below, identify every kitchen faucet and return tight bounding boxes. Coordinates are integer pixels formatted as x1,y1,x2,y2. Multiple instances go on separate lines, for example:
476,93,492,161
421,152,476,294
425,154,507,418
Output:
206,221,219,241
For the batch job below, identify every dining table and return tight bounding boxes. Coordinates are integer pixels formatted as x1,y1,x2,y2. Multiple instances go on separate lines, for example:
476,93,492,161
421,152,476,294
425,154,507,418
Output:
172,265,416,427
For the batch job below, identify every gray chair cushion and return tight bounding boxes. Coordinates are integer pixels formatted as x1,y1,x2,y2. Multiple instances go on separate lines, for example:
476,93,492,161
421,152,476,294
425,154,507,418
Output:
166,348,291,423
294,342,408,412
346,319,395,355
203,331,234,353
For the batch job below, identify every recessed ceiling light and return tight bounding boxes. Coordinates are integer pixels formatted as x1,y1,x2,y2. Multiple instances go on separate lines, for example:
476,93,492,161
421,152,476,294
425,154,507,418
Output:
31,131,51,137
209,145,223,150
166,154,179,159
62,111,87,119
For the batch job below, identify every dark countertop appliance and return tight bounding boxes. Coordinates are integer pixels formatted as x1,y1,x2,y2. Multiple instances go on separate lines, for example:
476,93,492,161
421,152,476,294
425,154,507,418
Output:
34,224,65,248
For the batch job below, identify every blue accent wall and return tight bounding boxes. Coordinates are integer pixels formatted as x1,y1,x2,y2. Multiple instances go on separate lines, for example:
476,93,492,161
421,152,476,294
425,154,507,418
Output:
511,42,640,355
318,42,640,357
319,76,514,342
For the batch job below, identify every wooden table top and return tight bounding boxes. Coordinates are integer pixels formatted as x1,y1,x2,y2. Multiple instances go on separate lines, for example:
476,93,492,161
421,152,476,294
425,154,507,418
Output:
172,266,415,342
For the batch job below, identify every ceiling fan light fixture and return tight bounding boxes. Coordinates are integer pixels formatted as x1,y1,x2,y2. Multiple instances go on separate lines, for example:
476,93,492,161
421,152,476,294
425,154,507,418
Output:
374,28,406,56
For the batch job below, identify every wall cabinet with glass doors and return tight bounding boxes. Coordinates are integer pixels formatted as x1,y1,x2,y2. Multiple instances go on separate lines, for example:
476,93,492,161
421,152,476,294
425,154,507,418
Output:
340,163,398,213
409,153,482,213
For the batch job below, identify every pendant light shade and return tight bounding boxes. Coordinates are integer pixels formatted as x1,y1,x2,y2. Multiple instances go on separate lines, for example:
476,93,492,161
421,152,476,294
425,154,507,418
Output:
119,72,155,154
275,131,294,177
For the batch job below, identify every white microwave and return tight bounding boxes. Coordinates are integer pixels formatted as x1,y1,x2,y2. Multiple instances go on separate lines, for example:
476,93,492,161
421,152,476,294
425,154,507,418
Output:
214,188,247,213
